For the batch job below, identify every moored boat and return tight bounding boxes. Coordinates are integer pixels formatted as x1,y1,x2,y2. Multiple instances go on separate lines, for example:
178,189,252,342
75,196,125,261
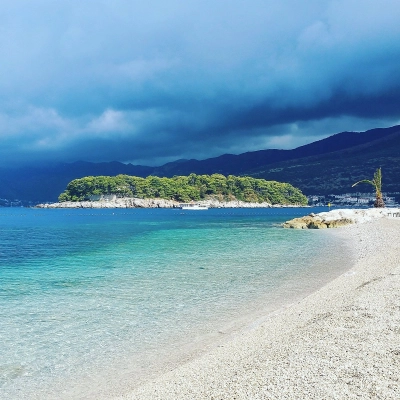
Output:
179,203,208,210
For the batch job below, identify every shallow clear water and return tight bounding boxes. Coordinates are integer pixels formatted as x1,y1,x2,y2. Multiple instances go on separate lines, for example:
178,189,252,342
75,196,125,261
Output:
0,207,352,399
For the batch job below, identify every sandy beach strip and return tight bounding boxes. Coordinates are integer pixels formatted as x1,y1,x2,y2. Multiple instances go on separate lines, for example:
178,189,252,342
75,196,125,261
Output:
117,217,400,400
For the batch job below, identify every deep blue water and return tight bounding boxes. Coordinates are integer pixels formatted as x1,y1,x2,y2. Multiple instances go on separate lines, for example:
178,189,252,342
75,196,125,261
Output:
0,207,351,399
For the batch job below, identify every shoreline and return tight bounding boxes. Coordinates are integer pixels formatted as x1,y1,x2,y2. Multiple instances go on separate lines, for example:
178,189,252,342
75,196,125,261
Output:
284,207,400,228
35,198,306,209
118,218,400,399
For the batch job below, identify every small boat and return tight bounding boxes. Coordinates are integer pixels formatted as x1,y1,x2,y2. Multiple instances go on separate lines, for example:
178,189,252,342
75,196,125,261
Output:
179,203,208,210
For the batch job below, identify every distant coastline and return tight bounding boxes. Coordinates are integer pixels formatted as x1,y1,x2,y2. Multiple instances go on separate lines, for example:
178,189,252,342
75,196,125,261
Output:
36,197,307,209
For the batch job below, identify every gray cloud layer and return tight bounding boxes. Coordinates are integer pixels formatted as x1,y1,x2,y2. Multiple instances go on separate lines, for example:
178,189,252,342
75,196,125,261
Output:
1,0,400,166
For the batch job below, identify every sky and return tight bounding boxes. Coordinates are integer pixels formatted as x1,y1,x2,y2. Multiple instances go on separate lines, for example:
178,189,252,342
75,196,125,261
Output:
1,0,400,167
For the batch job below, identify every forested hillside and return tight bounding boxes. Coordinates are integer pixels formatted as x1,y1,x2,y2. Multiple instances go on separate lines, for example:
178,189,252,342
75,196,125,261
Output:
248,128,400,195
58,174,307,205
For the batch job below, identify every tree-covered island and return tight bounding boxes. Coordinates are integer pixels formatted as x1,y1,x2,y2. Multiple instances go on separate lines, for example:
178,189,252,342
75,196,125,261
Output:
58,173,307,205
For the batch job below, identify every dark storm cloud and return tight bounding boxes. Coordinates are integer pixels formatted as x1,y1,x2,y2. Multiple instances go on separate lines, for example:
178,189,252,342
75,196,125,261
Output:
0,0,400,166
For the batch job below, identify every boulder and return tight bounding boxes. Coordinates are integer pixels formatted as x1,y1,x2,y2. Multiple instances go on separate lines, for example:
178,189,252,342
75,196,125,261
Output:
283,215,353,229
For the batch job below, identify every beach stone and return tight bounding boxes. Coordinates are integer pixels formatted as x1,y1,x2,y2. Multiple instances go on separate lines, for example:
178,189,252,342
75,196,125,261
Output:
282,217,309,229
308,220,328,229
283,216,328,229
325,218,354,228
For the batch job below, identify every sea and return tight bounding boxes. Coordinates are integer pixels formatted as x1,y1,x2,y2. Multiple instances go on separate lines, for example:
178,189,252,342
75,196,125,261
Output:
0,207,353,399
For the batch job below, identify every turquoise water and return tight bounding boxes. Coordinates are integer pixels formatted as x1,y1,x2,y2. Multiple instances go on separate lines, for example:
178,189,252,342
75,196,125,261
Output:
0,207,352,399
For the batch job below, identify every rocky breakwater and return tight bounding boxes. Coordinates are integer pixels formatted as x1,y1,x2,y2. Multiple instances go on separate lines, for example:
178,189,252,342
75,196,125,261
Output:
283,207,400,229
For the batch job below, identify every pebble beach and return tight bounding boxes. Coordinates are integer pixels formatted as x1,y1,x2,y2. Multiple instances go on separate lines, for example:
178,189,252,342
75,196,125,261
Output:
119,214,400,399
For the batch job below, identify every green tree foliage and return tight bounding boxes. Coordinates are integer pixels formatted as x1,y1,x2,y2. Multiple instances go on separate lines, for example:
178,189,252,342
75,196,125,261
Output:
352,167,385,208
58,174,308,205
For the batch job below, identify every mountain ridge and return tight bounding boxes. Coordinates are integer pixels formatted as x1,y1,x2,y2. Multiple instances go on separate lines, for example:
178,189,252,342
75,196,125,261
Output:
1,124,399,204
249,128,400,195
